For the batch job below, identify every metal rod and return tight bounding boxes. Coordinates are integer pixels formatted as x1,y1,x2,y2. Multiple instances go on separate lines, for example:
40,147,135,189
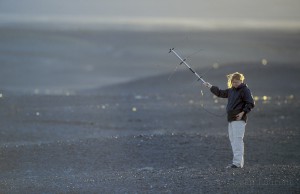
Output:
169,48,205,83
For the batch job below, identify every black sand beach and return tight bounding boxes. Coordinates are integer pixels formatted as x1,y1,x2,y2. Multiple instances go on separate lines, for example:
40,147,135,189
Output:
0,27,299,193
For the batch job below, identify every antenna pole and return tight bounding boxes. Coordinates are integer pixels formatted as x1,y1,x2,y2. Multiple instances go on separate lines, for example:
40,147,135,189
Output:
169,48,205,83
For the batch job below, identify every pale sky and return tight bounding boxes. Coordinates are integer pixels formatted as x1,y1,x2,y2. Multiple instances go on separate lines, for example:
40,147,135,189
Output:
1,0,299,20
1,0,300,30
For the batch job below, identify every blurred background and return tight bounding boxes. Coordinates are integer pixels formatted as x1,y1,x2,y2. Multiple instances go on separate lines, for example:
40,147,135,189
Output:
0,0,299,95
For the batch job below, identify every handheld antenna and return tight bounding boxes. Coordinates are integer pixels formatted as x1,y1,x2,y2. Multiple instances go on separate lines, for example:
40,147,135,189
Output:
169,48,205,83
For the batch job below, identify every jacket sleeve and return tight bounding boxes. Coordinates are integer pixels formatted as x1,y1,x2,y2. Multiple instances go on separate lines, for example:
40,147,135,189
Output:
210,86,229,98
242,87,255,114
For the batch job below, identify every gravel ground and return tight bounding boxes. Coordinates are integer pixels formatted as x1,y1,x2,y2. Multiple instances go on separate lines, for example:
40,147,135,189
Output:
0,28,299,193
1,62,300,193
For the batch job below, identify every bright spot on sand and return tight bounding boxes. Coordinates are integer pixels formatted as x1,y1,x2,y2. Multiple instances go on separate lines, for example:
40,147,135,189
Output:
255,95,273,102
213,63,219,69
34,89,39,94
189,100,194,104
102,105,106,109
132,107,137,112
135,95,142,100
287,95,294,100
134,95,148,100
261,95,272,103
36,112,40,116
261,59,268,65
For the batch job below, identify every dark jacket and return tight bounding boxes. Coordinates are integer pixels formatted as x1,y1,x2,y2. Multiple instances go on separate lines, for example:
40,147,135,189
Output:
210,83,255,122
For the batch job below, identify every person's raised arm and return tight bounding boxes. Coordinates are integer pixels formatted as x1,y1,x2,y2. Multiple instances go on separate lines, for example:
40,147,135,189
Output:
203,82,229,98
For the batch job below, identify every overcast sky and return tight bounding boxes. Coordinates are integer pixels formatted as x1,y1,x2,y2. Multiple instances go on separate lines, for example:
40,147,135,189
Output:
1,0,300,20
1,0,300,30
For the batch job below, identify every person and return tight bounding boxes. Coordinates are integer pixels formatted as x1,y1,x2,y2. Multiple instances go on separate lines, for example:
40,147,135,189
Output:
203,72,255,168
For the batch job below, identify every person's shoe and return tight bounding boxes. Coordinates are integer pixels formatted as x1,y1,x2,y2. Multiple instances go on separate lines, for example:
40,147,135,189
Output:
226,164,239,168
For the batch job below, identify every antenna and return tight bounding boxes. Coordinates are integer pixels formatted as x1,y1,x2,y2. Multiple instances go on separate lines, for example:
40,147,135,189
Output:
169,48,206,83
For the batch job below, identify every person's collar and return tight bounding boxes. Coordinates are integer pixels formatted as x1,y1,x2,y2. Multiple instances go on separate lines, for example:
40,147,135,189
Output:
237,83,246,90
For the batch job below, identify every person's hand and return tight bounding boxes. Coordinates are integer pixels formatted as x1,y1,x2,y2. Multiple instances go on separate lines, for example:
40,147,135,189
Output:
203,82,212,88
236,111,245,120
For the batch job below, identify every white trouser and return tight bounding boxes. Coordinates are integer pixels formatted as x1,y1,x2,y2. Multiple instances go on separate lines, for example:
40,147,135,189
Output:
228,121,246,168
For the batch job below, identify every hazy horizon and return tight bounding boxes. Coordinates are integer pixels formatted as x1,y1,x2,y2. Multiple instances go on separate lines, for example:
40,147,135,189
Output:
1,0,300,94
1,0,300,30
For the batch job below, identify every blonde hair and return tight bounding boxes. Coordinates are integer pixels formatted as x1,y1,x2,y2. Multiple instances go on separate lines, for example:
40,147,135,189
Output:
227,72,245,88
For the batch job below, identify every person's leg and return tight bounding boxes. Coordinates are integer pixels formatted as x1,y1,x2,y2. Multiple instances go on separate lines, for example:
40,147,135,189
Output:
231,121,246,168
228,122,233,142
228,122,234,164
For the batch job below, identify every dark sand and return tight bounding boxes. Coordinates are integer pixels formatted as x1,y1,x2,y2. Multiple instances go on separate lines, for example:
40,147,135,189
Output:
0,28,299,193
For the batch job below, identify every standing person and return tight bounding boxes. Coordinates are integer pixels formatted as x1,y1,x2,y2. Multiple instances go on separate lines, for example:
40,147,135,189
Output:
203,72,255,168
